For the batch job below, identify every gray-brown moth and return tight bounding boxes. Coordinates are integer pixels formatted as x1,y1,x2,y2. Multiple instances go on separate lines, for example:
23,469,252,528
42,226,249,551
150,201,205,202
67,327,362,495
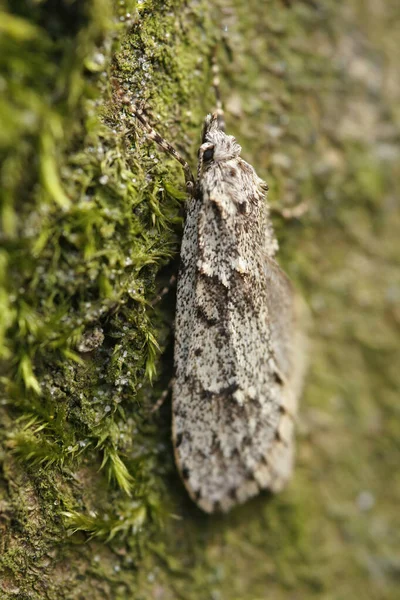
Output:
129,102,306,513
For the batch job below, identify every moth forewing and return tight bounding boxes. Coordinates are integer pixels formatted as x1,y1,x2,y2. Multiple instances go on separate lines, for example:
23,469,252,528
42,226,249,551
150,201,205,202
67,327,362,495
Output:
172,113,306,513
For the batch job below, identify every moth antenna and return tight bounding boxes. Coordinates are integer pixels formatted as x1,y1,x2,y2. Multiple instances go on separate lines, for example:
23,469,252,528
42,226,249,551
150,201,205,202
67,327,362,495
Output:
211,50,225,132
120,95,195,190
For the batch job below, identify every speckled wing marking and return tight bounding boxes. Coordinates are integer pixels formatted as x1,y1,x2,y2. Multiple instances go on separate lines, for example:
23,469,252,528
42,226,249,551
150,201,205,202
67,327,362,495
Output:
172,114,306,513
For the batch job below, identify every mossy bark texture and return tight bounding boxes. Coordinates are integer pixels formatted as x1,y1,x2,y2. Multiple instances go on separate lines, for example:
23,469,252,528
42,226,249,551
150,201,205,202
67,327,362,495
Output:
1,0,399,598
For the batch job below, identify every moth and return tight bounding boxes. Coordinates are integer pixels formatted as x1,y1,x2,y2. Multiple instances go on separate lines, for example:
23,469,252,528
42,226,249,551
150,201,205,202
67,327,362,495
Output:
128,102,306,513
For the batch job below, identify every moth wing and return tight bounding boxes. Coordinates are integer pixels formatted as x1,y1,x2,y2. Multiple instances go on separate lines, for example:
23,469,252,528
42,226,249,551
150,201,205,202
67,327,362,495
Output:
172,179,307,513
172,259,301,513
263,257,295,380
264,256,308,408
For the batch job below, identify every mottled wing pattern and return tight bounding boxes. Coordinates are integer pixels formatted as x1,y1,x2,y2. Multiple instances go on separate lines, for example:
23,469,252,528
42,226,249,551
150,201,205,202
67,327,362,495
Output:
172,133,304,512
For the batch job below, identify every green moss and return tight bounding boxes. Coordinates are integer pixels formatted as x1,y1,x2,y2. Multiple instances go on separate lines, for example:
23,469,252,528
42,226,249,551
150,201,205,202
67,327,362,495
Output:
1,0,399,598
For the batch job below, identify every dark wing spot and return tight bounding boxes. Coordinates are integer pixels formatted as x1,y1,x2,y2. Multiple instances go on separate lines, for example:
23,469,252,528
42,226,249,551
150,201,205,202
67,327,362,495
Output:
194,348,202,356
178,259,189,276
246,469,260,486
210,199,223,220
174,405,188,418
201,388,214,400
181,466,190,480
229,487,238,501
230,168,237,177
273,371,284,385
196,306,218,326
195,489,202,501
274,429,288,447
175,432,183,448
223,381,240,395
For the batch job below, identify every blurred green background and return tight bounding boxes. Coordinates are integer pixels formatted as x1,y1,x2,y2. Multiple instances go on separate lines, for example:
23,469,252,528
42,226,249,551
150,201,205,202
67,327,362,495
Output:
0,0,399,598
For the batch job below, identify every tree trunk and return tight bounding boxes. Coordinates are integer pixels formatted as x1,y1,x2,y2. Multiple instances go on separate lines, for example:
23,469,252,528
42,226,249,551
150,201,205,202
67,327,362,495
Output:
1,0,399,598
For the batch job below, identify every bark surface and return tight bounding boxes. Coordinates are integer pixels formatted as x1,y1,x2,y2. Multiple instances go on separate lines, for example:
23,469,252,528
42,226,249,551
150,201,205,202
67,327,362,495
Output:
0,1,399,598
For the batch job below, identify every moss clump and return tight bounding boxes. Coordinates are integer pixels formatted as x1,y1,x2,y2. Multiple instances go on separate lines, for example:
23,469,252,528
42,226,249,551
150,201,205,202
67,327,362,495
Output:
1,0,400,598
0,0,218,596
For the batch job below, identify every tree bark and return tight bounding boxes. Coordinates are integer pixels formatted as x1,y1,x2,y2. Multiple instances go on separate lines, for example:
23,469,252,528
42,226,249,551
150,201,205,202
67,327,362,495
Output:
1,0,399,598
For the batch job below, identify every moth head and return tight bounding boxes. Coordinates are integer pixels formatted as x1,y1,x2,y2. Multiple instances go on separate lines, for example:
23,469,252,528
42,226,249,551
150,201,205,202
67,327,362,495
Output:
199,113,242,167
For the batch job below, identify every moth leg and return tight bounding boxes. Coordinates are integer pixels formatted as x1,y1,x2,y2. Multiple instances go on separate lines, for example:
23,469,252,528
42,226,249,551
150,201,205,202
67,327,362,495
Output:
270,200,310,220
151,378,174,413
119,94,195,192
150,274,177,307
